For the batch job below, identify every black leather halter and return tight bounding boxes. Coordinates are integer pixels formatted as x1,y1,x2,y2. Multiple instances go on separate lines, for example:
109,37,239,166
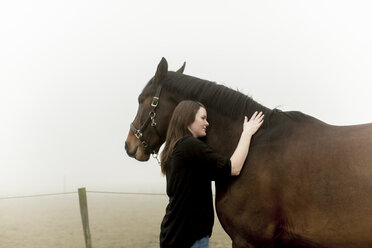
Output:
130,85,163,158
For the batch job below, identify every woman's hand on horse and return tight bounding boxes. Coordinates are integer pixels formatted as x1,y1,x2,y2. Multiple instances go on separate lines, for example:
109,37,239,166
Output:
243,111,264,136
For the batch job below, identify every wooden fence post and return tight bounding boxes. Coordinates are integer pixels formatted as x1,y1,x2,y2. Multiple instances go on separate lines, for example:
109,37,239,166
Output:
78,187,93,248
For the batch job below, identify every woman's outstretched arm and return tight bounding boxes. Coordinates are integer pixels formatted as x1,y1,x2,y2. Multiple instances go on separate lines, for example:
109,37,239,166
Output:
230,111,264,176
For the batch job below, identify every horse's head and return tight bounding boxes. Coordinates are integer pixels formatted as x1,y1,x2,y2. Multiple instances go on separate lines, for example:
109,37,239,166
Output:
125,58,186,161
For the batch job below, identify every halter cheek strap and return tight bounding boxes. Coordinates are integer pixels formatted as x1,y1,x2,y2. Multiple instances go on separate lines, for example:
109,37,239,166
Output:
130,85,163,157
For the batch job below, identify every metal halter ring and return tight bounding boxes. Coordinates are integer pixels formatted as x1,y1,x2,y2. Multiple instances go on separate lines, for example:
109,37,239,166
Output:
150,111,157,127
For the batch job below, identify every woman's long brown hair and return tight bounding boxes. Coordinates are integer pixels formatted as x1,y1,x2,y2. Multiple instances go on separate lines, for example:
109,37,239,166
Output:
160,100,205,175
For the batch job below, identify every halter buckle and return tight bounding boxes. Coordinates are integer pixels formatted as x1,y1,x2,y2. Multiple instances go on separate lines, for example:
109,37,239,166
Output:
151,97,159,107
134,130,142,139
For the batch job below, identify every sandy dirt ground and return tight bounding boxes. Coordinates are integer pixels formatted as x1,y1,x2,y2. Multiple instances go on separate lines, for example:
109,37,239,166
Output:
0,193,231,248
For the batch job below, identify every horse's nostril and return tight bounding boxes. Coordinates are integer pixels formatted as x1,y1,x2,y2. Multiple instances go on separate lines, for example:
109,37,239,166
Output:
125,142,129,152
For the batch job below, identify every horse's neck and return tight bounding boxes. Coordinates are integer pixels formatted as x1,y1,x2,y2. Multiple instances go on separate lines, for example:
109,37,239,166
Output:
165,77,269,154
205,109,243,157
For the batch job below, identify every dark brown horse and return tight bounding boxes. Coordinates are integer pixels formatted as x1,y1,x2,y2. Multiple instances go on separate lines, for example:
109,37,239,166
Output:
125,58,372,248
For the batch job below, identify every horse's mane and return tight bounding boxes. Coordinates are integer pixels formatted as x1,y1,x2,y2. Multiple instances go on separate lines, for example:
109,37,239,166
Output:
162,72,274,120
141,71,310,125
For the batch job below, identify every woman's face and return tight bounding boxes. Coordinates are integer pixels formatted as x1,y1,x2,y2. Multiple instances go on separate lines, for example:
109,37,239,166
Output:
188,107,209,138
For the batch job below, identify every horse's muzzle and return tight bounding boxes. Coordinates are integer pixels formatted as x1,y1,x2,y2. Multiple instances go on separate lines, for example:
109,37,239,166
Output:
125,141,137,158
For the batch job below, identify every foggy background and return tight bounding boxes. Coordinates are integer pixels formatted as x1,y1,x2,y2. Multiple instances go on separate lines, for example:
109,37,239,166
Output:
1,0,371,196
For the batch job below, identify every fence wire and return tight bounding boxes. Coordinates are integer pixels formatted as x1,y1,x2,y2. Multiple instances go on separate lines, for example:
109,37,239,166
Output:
0,190,166,200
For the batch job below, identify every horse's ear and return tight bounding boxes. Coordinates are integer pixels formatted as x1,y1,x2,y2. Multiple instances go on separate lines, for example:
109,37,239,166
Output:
154,57,168,83
176,62,186,74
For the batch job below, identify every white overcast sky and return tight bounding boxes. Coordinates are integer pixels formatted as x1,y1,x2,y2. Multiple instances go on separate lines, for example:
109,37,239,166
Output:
1,0,371,196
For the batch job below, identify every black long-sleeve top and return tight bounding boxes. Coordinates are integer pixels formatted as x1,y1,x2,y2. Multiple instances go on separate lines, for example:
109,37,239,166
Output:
160,136,232,248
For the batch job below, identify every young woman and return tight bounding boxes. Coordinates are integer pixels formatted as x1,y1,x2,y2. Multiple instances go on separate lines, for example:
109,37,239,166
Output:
159,100,264,248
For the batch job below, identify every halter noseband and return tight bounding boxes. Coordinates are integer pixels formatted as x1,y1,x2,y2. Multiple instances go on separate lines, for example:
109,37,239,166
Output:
130,85,163,160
